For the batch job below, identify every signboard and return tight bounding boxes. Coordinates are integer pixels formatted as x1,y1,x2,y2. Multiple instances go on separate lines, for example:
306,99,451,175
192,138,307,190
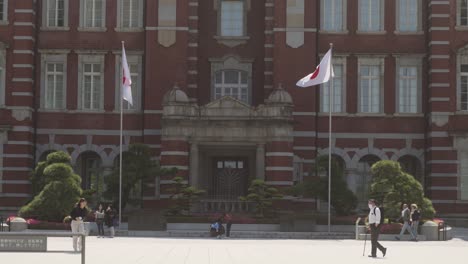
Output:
0,236,47,252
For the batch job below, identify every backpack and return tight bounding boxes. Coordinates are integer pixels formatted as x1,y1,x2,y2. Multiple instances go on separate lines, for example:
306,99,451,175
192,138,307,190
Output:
373,207,385,225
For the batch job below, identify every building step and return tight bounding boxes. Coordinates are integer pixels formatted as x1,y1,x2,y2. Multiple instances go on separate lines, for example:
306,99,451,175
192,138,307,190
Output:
127,230,355,239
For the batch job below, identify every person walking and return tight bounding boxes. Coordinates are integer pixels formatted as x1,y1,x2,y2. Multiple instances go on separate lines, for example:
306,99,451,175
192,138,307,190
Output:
70,198,88,252
395,203,417,241
222,212,233,238
94,204,105,238
410,204,421,236
105,204,116,238
368,199,387,258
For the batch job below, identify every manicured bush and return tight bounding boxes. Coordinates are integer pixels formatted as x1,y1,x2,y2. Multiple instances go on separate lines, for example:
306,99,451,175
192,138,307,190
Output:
19,151,83,222
370,160,436,220
240,179,282,218
167,176,205,216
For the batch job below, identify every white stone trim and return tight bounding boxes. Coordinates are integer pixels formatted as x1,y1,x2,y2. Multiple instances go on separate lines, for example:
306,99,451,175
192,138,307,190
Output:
426,160,459,164
265,167,294,171
12,78,33,83
160,151,189,156
293,131,317,137
265,181,294,186
37,128,148,136
13,22,35,27
161,165,189,170
429,27,450,31
293,146,316,150
13,64,34,68
266,152,294,157
428,186,458,191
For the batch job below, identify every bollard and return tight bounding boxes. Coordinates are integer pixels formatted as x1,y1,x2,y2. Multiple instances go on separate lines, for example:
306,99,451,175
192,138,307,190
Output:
81,234,86,264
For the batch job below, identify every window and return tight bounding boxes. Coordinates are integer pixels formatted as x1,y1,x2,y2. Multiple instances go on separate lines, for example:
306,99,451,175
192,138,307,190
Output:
0,0,7,22
79,55,104,111
0,46,6,106
321,0,345,32
359,58,383,113
397,59,420,113
397,0,419,32
214,70,249,103
461,151,468,200
80,0,105,28
116,55,142,111
458,0,468,26
77,151,102,190
45,0,67,27
357,155,380,208
45,63,65,109
358,0,383,32
460,63,468,111
322,61,345,113
220,0,244,36
117,0,143,29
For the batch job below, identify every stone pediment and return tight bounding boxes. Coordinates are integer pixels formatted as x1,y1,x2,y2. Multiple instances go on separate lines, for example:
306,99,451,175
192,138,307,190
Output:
200,96,255,118
204,96,252,110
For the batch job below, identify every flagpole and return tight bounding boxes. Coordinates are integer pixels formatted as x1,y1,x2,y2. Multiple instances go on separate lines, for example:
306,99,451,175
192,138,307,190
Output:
119,41,124,229
328,43,334,234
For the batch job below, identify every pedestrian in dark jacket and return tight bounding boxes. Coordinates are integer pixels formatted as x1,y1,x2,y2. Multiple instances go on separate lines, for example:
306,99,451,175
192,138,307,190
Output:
70,198,87,251
410,204,421,236
395,203,417,241
105,204,116,238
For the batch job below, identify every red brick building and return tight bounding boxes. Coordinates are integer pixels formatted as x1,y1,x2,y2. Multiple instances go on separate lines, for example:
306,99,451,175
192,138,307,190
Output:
0,0,467,217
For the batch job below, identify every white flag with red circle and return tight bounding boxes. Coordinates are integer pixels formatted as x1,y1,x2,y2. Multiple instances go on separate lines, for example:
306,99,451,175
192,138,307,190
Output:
296,48,334,88
122,43,133,106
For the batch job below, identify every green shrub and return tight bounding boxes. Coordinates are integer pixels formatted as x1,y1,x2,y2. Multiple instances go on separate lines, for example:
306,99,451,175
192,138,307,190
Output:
370,160,435,220
240,179,282,218
168,176,205,216
20,151,83,222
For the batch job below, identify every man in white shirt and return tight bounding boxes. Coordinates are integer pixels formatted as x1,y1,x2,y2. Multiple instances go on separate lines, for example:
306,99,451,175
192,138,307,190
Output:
368,199,387,258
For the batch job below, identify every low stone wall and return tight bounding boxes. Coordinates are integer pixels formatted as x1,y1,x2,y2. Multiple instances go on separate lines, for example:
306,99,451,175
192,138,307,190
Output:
167,223,281,232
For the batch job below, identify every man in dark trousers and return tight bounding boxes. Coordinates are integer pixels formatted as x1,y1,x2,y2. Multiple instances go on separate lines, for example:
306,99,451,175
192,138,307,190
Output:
368,199,387,258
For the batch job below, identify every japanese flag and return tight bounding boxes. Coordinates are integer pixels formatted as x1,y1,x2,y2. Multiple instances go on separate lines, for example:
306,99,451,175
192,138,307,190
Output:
296,48,334,88
122,43,133,106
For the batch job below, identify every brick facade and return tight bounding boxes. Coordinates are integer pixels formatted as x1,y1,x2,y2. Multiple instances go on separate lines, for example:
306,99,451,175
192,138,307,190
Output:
0,0,467,216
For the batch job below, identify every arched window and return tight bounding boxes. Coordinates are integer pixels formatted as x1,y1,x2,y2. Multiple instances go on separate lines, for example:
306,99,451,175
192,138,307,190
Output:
76,151,102,190
38,150,57,162
356,155,380,207
398,155,423,182
214,70,249,103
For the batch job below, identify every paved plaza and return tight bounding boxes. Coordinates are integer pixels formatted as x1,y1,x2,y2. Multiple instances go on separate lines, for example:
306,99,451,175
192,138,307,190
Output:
1,232,468,264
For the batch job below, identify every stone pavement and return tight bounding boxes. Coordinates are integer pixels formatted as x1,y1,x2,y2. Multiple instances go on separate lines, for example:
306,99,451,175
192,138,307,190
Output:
1,236,467,264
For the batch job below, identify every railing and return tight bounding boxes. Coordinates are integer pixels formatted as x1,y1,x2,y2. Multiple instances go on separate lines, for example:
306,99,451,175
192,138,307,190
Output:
0,217,10,232
0,232,86,264
438,221,447,241
199,200,253,213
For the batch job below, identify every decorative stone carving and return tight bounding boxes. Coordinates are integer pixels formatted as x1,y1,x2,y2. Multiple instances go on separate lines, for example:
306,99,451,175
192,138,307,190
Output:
430,114,449,127
11,109,32,121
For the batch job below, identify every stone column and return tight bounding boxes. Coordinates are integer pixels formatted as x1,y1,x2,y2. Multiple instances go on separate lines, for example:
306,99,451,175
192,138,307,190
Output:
256,144,265,180
189,143,199,187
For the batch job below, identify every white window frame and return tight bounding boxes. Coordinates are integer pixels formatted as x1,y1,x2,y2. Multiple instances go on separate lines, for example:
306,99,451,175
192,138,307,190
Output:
42,0,69,30
114,53,142,111
396,57,422,114
78,54,105,111
460,151,468,201
213,70,249,103
395,0,422,33
0,0,8,24
0,44,5,107
116,0,144,31
357,0,385,33
79,0,106,31
210,56,253,104
320,0,347,33
358,57,385,114
457,0,468,27
41,53,68,110
321,57,346,113
458,51,468,112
